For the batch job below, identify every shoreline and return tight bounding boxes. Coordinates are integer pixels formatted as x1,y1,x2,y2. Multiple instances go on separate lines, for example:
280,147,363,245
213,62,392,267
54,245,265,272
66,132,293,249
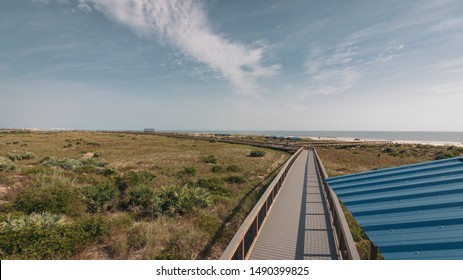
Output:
306,136,463,147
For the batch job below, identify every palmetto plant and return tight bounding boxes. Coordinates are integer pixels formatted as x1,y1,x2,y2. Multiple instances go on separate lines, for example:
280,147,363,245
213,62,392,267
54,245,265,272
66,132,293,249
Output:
0,212,70,231
152,185,212,216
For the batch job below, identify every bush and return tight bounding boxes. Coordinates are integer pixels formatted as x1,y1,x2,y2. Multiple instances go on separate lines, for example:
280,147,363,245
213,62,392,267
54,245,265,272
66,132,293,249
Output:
153,185,212,216
202,155,217,164
40,156,109,172
0,156,16,172
114,171,156,193
434,151,458,160
249,150,266,157
211,165,224,173
226,165,241,172
7,150,36,161
40,157,81,170
180,166,196,176
0,215,107,259
126,185,155,215
225,175,246,184
13,185,84,216
382,146,399,157
196,177,224,190
80,183,119,213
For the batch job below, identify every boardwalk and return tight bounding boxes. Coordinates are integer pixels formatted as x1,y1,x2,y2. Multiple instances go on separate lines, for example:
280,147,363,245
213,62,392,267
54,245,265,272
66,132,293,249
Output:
248,150,338,260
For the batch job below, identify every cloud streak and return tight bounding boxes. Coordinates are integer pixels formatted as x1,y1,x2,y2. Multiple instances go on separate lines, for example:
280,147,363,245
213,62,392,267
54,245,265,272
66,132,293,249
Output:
79,0,279,95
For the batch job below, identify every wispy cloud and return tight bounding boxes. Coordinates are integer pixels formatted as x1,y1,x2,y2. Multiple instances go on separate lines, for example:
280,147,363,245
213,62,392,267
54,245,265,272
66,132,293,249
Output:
301,43,363,97
430,18,463,32
420,83,463,97
435,58,463,73
76,0,279,95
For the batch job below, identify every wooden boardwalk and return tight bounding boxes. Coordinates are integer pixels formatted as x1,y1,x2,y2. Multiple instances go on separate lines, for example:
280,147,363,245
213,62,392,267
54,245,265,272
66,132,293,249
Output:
248,150,338,260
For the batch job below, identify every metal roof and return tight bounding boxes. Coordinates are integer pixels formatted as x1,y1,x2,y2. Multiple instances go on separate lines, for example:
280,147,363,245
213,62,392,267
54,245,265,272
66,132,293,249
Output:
326,156,463,260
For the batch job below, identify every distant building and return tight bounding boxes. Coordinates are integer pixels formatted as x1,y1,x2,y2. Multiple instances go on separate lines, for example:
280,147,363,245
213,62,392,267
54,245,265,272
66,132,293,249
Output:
144,128,155,133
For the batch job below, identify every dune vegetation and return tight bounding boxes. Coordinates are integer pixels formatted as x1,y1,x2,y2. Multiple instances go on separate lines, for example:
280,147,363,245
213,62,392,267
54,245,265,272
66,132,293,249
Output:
0,131,289,259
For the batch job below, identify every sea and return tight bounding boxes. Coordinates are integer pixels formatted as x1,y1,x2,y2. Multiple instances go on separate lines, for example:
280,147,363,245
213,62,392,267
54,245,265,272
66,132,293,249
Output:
161,130,463,144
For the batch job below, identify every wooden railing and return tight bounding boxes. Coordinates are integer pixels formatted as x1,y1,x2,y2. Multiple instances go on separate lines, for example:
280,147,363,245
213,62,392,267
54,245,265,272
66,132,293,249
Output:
312,148,360,260
220,147,304,260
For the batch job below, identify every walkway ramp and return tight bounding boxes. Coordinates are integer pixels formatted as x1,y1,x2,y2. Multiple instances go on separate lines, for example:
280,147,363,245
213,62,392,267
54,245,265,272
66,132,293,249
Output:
248,150,338,260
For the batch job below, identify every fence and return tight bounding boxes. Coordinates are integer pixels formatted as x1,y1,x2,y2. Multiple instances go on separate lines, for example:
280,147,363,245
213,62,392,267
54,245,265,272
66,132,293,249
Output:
220,147,304,259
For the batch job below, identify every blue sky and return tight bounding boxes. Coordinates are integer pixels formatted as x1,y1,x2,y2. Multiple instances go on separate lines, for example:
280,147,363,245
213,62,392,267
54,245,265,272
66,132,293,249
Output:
1,0,462,131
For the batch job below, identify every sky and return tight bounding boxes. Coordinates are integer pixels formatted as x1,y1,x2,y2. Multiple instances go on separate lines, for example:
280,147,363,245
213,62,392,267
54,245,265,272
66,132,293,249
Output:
1,0,463,131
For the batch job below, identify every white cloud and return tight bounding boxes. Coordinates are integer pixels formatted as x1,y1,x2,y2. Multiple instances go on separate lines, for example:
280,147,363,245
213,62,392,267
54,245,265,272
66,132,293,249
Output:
421,83,463,96
302,42,362,96
77,3,92,13
435,58,463,73
32,0,50,4
430,18,463,32
79,0,279,96
32,0,70,4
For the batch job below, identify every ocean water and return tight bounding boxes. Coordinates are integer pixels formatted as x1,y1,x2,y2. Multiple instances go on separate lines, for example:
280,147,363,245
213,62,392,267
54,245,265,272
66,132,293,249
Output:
165,130,463,143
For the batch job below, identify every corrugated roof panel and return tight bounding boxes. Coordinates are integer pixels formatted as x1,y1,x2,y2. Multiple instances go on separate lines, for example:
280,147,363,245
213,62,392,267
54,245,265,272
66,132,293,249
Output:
326,156,463,260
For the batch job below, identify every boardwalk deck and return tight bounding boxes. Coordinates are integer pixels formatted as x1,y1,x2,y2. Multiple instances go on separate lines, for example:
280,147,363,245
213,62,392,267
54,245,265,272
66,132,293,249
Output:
248,150,338,260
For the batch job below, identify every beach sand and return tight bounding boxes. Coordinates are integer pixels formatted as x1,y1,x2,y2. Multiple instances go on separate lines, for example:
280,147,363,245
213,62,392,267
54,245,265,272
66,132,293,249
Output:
306,136,463,147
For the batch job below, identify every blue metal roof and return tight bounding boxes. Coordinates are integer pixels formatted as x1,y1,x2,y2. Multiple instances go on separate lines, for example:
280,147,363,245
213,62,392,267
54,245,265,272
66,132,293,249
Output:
326,156,463,260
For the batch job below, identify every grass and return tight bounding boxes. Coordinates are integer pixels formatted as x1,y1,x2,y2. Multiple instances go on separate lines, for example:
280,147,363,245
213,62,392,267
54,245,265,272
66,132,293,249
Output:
0,131,289,259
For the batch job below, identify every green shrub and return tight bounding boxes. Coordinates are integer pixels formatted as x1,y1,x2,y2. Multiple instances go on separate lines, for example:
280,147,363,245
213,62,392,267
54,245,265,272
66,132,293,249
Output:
13,185,84,216
126,185,155,214
100,168,116,177
382,146,399,157
225,175,246,184
0,156,16,172
80,183,119,213
153,185,212,216
249,150,266,157
114,171,156,193
180,166,196,176
0,215,107,259
226,165,241,172
40,156,81,170
434,151,458,160
40,156,108,172
211,165,224,173
202,155,217,164
196,177,224,190
7,150,36,161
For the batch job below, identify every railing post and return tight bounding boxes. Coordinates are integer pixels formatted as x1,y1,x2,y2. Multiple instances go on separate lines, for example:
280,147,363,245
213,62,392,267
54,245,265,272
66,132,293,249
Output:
369,241,378,260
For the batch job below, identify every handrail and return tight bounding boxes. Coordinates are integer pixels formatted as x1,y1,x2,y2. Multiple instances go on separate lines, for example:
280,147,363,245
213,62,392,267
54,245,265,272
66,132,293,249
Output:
312,147,360,260
220,147,304,260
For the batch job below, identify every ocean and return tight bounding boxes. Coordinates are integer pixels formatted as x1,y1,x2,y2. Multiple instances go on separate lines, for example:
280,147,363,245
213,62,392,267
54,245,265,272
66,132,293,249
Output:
163,130,463,144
